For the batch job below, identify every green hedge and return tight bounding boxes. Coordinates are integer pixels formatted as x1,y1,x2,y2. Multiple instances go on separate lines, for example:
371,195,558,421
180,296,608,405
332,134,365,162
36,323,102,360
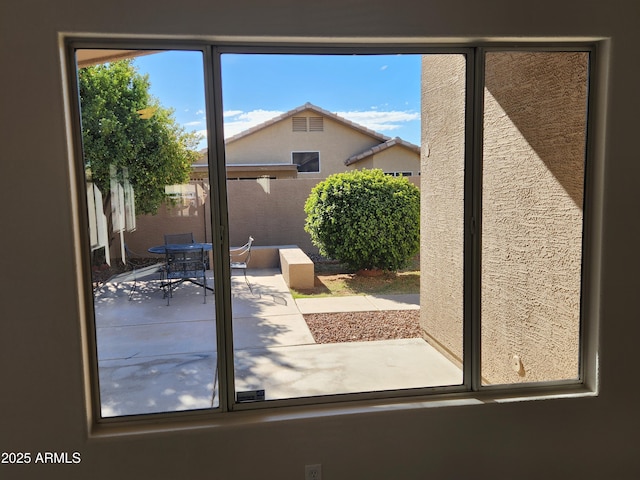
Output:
304,169,420,271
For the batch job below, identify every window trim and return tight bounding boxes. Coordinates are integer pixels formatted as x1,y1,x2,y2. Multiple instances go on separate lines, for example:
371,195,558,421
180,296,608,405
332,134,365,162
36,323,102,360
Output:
63,37,603,431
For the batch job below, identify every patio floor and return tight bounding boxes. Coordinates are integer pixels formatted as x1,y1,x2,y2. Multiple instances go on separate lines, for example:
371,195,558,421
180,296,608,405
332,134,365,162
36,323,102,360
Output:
94,268,462,417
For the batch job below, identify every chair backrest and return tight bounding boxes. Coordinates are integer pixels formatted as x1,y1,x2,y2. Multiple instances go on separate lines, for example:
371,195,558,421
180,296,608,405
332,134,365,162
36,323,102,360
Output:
164,232,195,245
230,236,254,266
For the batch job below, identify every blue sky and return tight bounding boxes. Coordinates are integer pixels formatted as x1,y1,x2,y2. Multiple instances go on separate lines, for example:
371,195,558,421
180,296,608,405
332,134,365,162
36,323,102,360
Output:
134,50,422,149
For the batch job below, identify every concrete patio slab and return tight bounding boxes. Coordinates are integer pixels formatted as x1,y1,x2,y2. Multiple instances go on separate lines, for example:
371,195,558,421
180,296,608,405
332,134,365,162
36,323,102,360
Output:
233,313,315,350
95,275,215,327
97,319,217,361
232,268,296,312
235,338,462,400
95,268,461,416
100,352,217,417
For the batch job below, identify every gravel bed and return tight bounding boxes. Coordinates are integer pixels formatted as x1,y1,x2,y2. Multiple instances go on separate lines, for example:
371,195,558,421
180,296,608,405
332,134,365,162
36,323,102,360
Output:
304,310,421,343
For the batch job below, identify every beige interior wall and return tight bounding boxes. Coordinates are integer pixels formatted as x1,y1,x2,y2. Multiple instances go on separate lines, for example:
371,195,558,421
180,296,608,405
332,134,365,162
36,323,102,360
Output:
3,0,639,478
420,54,466,366
481,52,587,383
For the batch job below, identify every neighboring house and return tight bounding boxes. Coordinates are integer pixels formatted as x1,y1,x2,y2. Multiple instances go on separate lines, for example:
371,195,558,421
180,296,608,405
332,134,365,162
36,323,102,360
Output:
135,103,421,254
200,102,420,180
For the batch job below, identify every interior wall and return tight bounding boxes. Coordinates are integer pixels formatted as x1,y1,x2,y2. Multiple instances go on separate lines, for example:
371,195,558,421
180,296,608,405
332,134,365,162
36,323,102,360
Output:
1,1,638,479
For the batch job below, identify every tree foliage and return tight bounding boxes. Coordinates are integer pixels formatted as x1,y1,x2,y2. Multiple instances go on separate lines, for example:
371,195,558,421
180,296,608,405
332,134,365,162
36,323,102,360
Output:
304,169,420,271
79,59,200,215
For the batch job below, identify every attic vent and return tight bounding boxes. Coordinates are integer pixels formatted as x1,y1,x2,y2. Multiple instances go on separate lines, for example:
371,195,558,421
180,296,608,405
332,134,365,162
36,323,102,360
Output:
292,117,307,132
309,117,324,131
292,116,324,132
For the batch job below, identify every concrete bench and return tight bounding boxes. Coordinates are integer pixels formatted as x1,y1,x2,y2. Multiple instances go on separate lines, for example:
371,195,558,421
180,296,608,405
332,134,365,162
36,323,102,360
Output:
279,247,314,290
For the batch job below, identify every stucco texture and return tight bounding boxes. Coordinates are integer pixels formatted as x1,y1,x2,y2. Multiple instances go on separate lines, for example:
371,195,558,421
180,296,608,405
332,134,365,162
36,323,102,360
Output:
368,145,422,175
481,52,587,384
126,178,321,254
420,52,588,384
420,54,466,366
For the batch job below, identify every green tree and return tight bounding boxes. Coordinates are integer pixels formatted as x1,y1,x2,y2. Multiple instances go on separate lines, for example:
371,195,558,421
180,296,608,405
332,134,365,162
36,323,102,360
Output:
304,169,420,272
79,59,200,215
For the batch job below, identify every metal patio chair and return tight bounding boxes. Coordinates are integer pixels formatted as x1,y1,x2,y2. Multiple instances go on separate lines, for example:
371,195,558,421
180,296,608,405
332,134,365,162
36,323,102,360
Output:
163,232,195,245
230,236,254,293
163,245,208,305
124,244,165,300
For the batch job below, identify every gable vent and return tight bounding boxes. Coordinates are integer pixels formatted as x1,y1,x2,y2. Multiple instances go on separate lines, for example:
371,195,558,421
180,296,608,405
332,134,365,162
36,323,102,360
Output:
292,117,307,132
309,116,324,131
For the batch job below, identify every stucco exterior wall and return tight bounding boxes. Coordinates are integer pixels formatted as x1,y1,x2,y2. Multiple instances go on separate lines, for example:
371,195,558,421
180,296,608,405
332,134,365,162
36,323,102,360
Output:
226,177,319,251
125,174,420,259
124,178,322,255
372,146,421,175
124,187,212,253
421,52,587,383
226,167,297,179
225,112,383,179
420,55,466,366
480,52,587,384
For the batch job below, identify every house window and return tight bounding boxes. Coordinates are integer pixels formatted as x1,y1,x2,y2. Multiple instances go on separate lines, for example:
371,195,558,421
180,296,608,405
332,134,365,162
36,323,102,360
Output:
292,151,320,173
67,42,597,424
386,171,413,177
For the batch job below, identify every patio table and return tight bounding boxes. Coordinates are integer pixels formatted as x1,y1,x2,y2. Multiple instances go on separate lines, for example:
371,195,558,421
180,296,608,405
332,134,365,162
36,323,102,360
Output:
148,243,213,255
148,243,214,292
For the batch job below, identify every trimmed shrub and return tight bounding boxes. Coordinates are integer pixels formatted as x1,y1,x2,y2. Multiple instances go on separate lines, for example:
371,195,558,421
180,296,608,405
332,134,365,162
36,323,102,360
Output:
304,169,420,271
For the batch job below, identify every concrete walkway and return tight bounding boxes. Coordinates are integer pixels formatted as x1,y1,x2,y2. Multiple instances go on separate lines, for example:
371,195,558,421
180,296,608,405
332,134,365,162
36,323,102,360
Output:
95,268,462,417
295,293,420,314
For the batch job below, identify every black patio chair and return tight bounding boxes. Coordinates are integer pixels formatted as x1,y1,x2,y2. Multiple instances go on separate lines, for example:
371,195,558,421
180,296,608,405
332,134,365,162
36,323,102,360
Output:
163,246,208,305
164,232,195,245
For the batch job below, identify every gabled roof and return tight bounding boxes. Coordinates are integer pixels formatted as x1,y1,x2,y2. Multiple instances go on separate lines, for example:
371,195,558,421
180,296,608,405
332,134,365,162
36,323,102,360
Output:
225,102,392,144
344,137,421,166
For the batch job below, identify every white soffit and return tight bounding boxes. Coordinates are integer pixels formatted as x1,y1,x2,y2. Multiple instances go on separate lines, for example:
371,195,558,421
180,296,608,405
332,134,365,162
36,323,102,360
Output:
75,49,159,68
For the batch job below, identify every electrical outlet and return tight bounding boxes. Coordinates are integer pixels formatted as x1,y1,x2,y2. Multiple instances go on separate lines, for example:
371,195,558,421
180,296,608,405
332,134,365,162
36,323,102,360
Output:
305,464,322,480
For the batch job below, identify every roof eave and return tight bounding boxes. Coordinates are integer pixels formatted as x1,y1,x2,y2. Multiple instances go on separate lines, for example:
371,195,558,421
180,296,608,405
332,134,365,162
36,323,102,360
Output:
225,102,391,145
